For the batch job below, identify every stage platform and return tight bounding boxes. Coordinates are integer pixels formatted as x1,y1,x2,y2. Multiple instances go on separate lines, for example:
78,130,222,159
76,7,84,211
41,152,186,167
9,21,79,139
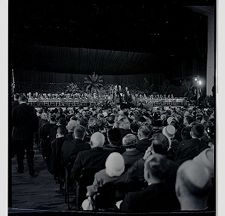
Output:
28,98,187,108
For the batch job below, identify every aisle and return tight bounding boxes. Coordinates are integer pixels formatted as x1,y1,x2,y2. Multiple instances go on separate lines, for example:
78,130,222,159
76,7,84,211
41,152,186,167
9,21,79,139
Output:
11,151,67,210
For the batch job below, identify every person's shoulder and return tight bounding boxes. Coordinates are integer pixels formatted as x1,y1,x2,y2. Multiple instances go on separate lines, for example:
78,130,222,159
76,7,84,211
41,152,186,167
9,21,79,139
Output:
77,148,91,156
179,138,194,147
95,169,106,178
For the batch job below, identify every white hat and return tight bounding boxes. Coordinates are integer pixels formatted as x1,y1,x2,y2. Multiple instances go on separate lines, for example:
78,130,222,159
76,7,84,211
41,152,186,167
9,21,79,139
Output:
105,152,125,177
162,125,176,139
103,111,108,117
82,198,93,210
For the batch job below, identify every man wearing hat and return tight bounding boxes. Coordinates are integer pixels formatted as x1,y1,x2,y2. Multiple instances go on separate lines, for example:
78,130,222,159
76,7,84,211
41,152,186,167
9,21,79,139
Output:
86,152,125,197
122,134,143,169
162,125,180,160
162,125,176,148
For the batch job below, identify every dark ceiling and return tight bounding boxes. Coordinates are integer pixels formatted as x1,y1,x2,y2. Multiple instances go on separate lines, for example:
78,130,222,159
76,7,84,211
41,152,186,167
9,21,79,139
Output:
9,0,215,77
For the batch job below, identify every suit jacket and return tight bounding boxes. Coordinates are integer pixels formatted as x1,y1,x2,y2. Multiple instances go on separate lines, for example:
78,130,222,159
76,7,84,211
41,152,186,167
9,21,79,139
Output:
136,138,151,153
104,144,125,154
61,138,90,167
87,169,123,196
12,103,38,142
119,129,132,139
120,182,180,212
47,137,65,176
70,147,112,181
120,155,178,192
122,149,143,168
175,138,208,165
40,123,58,158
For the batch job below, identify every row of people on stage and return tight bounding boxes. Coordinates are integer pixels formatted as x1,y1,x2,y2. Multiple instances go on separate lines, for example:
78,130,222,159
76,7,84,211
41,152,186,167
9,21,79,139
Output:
16,90,178,106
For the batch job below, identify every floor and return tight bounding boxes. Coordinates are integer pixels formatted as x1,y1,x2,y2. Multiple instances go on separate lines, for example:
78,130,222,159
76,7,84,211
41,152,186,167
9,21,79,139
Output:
10,150,67,211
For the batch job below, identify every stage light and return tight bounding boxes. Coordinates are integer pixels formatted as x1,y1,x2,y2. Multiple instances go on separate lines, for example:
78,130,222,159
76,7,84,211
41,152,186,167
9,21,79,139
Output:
194,77,198,81
198,80,202,86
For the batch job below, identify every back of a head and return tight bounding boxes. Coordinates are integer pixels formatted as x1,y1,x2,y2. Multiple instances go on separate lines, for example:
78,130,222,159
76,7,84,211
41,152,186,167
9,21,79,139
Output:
107,115,115,125
14,93,20,101
191,123,205,139
105,152,125,177
130,122,139,134
57,125,67,136
138,125,152,138
50,114,56,123
90,132,105,148
19,95,28,104
144,153,168,182
107,128,122,146
181,126,191,141
117,115,130,130
122,134,137,149
151,133,169,155
58,117,67,126
74,125,86,140
66,119,79,132
176,160,211,203
184,115,194,125
41,112,48,120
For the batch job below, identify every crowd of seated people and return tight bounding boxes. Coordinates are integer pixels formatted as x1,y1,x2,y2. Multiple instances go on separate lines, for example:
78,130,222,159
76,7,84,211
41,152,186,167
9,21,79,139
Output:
12,93,215,212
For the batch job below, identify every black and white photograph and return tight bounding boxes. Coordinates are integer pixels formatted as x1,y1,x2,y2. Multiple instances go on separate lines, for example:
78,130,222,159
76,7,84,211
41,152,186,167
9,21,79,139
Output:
7,0,217,215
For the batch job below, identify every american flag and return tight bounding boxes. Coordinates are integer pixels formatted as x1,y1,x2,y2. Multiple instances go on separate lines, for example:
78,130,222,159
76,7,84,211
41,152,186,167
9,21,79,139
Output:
11,68,15,94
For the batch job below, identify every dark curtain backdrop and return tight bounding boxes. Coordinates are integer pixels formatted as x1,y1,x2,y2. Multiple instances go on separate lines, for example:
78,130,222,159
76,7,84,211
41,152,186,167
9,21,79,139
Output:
13,45,158,76
15,70,165,93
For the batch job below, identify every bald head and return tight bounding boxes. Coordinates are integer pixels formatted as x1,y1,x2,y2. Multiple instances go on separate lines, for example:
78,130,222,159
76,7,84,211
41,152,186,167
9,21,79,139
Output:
175,160,212,210
90,132,105,148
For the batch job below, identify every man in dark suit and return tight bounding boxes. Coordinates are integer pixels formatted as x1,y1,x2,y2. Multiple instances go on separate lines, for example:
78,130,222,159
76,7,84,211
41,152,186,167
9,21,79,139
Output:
119,133,177,191
175,123,208,165
70,132,111,181
61,125,90,169
104,128,125,154
12,95,38,176
71,132,112,206
47,125,67,178
136,125,152,153
40,114,58,160
119,154,179,212
122,134,143,169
